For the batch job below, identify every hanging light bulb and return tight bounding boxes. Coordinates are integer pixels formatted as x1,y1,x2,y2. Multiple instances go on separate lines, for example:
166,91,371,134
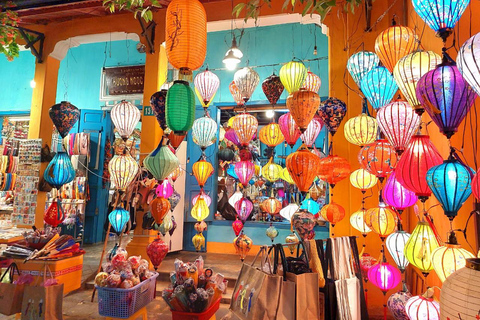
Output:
278,112,301,148
301,71,322,93
279,60,308,94
223,35,243,70
194,69,220,107
192,116,217,150
192,159,214,188
404,221,440,277
350,209,372,235
360,66,399,110
350,168,378,192
259,122,284,148
232,113,258,146
286,89,321,133
280,203,299,221
358,139,398,182
300,116,323,147
108,153,139,191
386,228,411,272
234,161,255,186
317,97,347,136
375,23,417,73
44,152,76,189
262,73,284,106
262,158,282,183
346,51,379,88
344,113,378,147
457,32,480,96
234,67,260,103
317,155,351,187
191,196,210,221
382,171,418,214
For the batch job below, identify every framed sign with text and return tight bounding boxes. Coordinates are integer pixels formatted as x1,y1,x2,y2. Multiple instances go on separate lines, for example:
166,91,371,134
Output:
100,65,145,101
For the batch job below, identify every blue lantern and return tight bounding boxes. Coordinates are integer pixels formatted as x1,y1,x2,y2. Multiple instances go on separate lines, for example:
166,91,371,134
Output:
227,164,238,179
412,0,470,42
108,207,130,233
300,198,320,215
347,51,380,88
426,159,473,220
44,151,76,189
360,66,398,110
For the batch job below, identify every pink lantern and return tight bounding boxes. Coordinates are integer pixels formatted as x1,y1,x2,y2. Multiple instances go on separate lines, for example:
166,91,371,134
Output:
232,218,244,236
302,71,322,93
192,192,212,207
382,171,418,214
473,169,480,201
194,69,220,106
224,128,241,146
278,112,301,148
146,236,169,270
300,116,323,147
235,197,254,222
234,161,255,186
156,179,174,199
368,261,401,293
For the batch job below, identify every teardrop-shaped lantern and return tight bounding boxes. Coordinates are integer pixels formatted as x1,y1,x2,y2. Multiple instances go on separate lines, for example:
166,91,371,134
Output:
229,81,244,106
166,80,195,134
350,209,372,235
150,90,168,130
375,24,417,73
344,113,378,146
234,67,260,103
347,51,379,88
360,253,378,283
259,122,284,148
108,153,139,191
300,116,323,147
291,209,316,240
232,113,258,146
44,151,76,189
191,197,210,221
368,260,402,293
192,159,214,188
266,224,279,243
194,69,220,107
366,200,398,240
261,197,282,215
382,171,418,213
386,229,411,272
262,158,282,182
286,146,321,193
278,112,301,148
147,236,169,270
169,191,181,211
144,141,179,182
224,128,241,147
44,199,66,227
473,169,480,201
168,132,186,150
192,232,206,251
358,139,398,182
280,167,295,185
350,168,378,192
300,198,320,215
301,71,321,93
169,166,182,183
320,202,346,227
233,232,253,261
404,221,440,276
235,197,254,222
317,97,347,136
360,66,398,110
150,197,171,224
111,100,141,140
49,101,80,138
192,116,217,150
192,191,212,207
317,155,351,187
280,203,299,221
156,179,174,199
234,161,255,186
279,60,308,94
457,32,480,96
286,89,320,133
377,100,420,155
232,218,243,236
262,73,284,106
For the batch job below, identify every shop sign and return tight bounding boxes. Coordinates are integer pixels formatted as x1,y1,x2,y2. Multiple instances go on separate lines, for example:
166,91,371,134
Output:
103,65,145,96
143,106,154,116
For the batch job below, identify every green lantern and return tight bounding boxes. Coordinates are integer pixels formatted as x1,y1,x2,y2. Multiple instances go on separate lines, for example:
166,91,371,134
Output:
143,140,180,181
166,80,195,135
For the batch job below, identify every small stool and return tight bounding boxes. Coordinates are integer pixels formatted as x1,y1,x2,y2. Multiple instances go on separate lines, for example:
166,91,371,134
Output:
105,306,148,320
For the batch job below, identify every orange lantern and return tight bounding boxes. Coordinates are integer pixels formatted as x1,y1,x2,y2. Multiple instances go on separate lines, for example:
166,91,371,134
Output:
317,155,351,187
259,122,284,148
261,197,282,215
168,132,186,150
192,160,214,187
286,89,321,133
320,202,346,227
286,145,321,194
232,113,258,146
165,0,207,77
150,197,171,224
366,200,398,241
358,139,398,182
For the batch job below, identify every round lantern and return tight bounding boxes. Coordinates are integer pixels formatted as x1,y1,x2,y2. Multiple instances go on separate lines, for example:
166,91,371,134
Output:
375,24,417,73
368,260,402,292
259,122,284,148
232,113,258,146
279,60,308,94
266,224,279,242
193,220,207,233
144,141,179,182
320,202,346,227
358,140,398,181
360,253,378,282
194,69,220,107
108,207,130,234
292,209,316,240
111,100,141,140
278,112,301,148
233,232,253,261
165,0,206,76
262,73,284,106
350,168,378,192
218,147,235,162
168,132,186,150
286,89,320,133
156,179,174,199
473,169,480,201
393,51,442,114
301,71,321,93
192,116,217,150
280,203,299,221
347,51,379,88
360,66,399,110
261,197,282,215
317,155,351,187
234,67,260,103
108,153,139,191
280,167,295,185
232,218,243,236
44,152,75,189
192,191,212,207
386,229,411,272
229,81,244,106
262,158,282,182
457,32,480,96
146,236,169,270
383,171,418,213
150,90,168,130
191,196,210,221
300,116,323,147
234,161,255,186
387,287,412,320
405,291,440,320
344,113,378,146
317,97,347,136
49,101,80,138
350,209,372,235
286,146,321,193
192,232,205,251
44,199,65,227
192,159,214,187
366,200,398,240
166,80,195,134
395,135,443,201
235,197,254,222
417,60,477,139
150,197,171,224
404,221,440,276
301,198,320,215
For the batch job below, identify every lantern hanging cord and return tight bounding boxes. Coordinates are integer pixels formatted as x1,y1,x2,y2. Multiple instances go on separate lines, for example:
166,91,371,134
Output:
459,208,479,253
203,56,327,72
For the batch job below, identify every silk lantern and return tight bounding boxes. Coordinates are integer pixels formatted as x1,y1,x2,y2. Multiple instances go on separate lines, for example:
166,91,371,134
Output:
368,260,402,292
473,169,480,201
235,197,254,222
147,236,169,270
302,71,321,93
108,153,139,191
366,199,398,240
234,67,259,103
350,168,378,192
156,179,174,199
344,113,378,146
44,152,76,189
194,69,220,107
108,207,130,234
192,159,214,188
44,199,65,227
457,32,480,96
292,209,316,240
286,146,321,194
360,253,378,282
232,113,258,146
192,116,217,150
280,203,299,221
165,0,206,76
191,197,210,221
229,81,244,106
193,220,207,233
281,167,295,185
375,24,417,73
224,128,240,147
405,291,440,320
278,112,301,148
192,191,212,207
192,232,205,251
261,197,282,215
150,197,171,224
228,190,243,207
347,51,379,88
144,141,179,182
266,224,279,242
386,229,411,272
360,66,398,110
320,202,346,227
301,198,320,215
383,171,418,214
300,116,323,147
318,97,347,136
317,155,351,187
286,89,320,133
279,60,308,94
169,191,181,211
259,122,284,148
150,90,168,130
110,100,141,141
404,221,440,276
169,166,182,183
262,73,284,106
309,183,323,200
235,161,255,186
358,140,398,182
49,101,80,138
233,232,253,261
218,147,235,162
232,218,243,236
387,287,412,320
168,132,186,150
262,158,282,182
166,80,195,134
350,209,372,235
395,135,443,201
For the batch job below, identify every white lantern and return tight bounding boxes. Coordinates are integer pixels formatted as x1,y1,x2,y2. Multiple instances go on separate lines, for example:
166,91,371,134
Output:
457,32,480,96
349,209,372,235
192,116,217,150
280,203,299,221
386,230,411,272
431,234,475,282
228,190,243,208
405,289,440,320
234,67,260,103
111,100,141,140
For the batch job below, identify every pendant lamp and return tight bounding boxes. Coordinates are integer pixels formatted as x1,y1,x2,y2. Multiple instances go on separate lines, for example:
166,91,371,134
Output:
234,161,255,186
150,196,171,224
344,113,378,147
404,221,440,276
259,122,284,148
192,191,212,207
286,146,321,194
382,171,418,214
165,0,206,77
368,260,401,293
300,116,323,147
286,89,320,133
350,209,372,235
262,73,284,106
405,290,440,320
49,101,80,138
395,135,443,201
235,197,254,222
108,153,139,191
386,228,411,272
192,116,217,150
457,32,480,96
234,67,260,103
168,131,186,150
191,196,210,221
44,151,76,189
192,232,206,251
44,199,66,227
346,51,379,88
166,80,195,134
278,112,301,148
350,168,378,192
280,203,299,221
360,66,398,110
317,97,347,136
300,198,320,215
232,113,258,146
393,51,442,114
150,90,168,130
233,232,253,261
232,218,243,236
229,81,244,107
111,100,141,140
358,139,398,182
262,158,282,182
194,69,220,107
317,155,351,187
366,200,398,240
192,159,214,188
320,202,345,227
261,197,282,215
279,60,308,94
144,140,179,182
301,71,321,93
375,24,417,73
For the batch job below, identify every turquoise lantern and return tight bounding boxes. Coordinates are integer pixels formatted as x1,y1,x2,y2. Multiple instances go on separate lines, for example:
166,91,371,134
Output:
360,66,398,110
227,164,238,179
346,51,379,88
300,198,320,215
44,152,76,189
426,157,473,221
108,207,130,233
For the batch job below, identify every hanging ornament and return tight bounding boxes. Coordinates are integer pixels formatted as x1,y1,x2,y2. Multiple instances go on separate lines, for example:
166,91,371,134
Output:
194,220,208,233
218,147,235,162
232,218,243,236
192,159,214,188
262,73,284,106
234,161,255,186
404,221,440,277
156,179,174,199
192,232,206,251
266,223,279,243
376,100,421,155
192,116,217,150
168,166,183,183
317,97,347,136
360,66,399,110
279,60,308,94
457,32,480,96
169,216,177,237
227,164,238,179
239,149,253,161
366,199,398,240
157,214,174,236
259,122,284,148
350,209,372,235
44,199,66,227
144,140,179,182
278,112,301,148
229,81,244,107
168,131,186,150
262,158,282,182
280,167,295,185
405,290,440,320
317,155,351,187
194,69,220,107
386,228,411,272
350,168,378,192
301,71,321,93
228,189,243,207
150,197,171,224
232,113,258,146
358,140,398,182
150,90,168,130
360,252,378,283
286,89,321,133
146,236,169,270
166,80,195,134
368,260,401,293
191,197,210,221
108,153,139,191
49,101,80,138
192,191,212,207
300,198,320,215
387,286,412,320
286,146,321,194
108,207,130,234
234,67,260,103
285,233,300,254
309,182,323,200
280,203,299,221
320,202,346,227
44,152,76,189
382,171,418,214
235,197,254,222
375,24,417,73
344,113,378,147
261,197,282,215
347,51,380,88
300,116,323,147
111,100,141,140
168,191,181,211
233,232,253,261
292,209,316,241
224,128,241,147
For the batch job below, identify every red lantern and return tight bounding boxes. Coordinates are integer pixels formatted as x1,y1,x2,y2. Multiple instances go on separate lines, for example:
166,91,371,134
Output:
232,218,243,236
278,112,301,148
286,146,321,193
360,252,378,282
146,236,169,270
262,73,284,106
286,89,321,133
150,197,171,224
472,169,480,201
232,113,258,146
358,139,398,182
168,132,186,150
320,202,346,227
234,161,255,186
192,159,214,187
44,199,65,227
317,155,351,187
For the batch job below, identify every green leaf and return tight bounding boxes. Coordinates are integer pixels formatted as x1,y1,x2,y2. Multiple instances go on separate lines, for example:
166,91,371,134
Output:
233,3,245,18
145,10,153,22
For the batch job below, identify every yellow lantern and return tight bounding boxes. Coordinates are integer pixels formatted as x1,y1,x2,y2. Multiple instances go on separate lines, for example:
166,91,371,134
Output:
227,116,235,128
350,209,372,235
344,113,378,146
404,221,440,276
254,164,261,176
281,167,295,185
191,197,210,221
259,122,285,148
262,158,282,182
374,24,417,73
192,232,205,251
366,201,397,240
350,168,378,192
279,60,308,94
192,160,214,188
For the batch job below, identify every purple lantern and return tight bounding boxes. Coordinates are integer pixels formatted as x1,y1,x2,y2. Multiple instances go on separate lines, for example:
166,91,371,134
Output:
416,57,477,139
224,128,241,146
156,179,174,199
192,192,212,207
383,171,418,214
235,197,254,223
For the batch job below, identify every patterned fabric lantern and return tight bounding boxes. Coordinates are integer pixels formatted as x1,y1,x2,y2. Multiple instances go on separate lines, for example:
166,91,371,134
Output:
108,153,139,191
266,224,279,243
44,199,65,227
278,112,301,148
301,198,320,215
383,171,418,213
358,140,398,182
405,291,440,320
192,116,217,150
317,97,347,136
344,113,378,146
262,73,284,106
147,236,169,270
350,168,378,192
191,196,210,221
387,287,412,320
150,90,168,130
232,218,243,236
292,209,316,240
301,71,321,93
150,197,171,224
261,197,282,215
386,229,411,272
233,232,253,261
393,51,442,114
111,100,141,140
194,69,220,107
144,141,179,182
377,100,421,155
192,159,214,188
192,232,205,251
347,51,379,88
366,200,398,240
168,132,186,150
375,24,417,73
309,183,323,200
416,59,477,139
235,197,254,222
286,89,320,133
194,220,207,233
432,235,475,282
259,122,284,148
286,146,321,193
300,116,323,147
232,113,258,146
49,101,80,138
457,33,480,96
360,253,378,282
156,179,174,199
224,128,240,147
350,209,372,235
360,66,398,110
165,0,206,76
404,221,440,276
234,67,260,103
395,135,443,201
234,161,255,186
192,192,212,207
44,152,75,189
166,81,195,134
320,202,346,227
368,260,402,292
168,166,182,183
317,155,351,187
262,158,282,182
279,60,308,94
473,169,480,201
280,203,299,221
229,81,244,106
169,191,181,211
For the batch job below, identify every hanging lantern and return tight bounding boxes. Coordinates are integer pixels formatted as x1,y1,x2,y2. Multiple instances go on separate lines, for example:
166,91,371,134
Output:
278,112,301,148
283,234,298,255
350,168,378,192
405,290,440,320
317,97,347,136
383,171,418,214
166,80,195,134
156,179,174,199
192,191,212,207
395,135,443,201
218,147,235,162
169,191,181,211
301,71,321,93
386,229,411,272
49,101,80,138
292,209,316,240
404,221,440,276
234,67,260,103
239,148,253,161
286,146,321,193
366,200,398,240
300,198,320,215
387,287,412,320
233,232,253,261
286,89,320,133
432,233,475,282
232,113,258,146
235,197,254,222
393,51,442,114
344,113,378,146
360,66,399,110
350,209,372,235
358,140,397,182
228,190,243,207
144,141,179,182
192,116,217,150
111,100,141,140
232,218,243,236
320,202,346,227
279,60,308,94
194,220,207,233
262,73,284,106
191,197,210,221
150,197,171,224
280,167,295,185
192,232,206,251
309,183,323,200
280,203,299,221
44,199,66,227
457,33,480,97
226,164,238,179
108,207,130,233
417,59,477,139
192,159,214,187
229,81,244,106
168,166,183,183
234,161,255,186
165,0,206,76
375,24,417,73
300,116,323,147
360,253,378,282
146,236,169,270
261,197,282,215
44,152,76,189
150,90,168,130
194,69,220,107
266,224,279,242
317,155,351,187
262,158,282,182
473,169,480,201
347,51,380,88
108,153,139,191
368,260,402,292
259,122,284,148
224,128,241,147
168,132,186,150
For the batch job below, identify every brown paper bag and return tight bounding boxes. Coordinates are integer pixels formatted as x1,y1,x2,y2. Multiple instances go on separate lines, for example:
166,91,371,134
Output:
286,271,320,320
0,263,25,315
273,244,295,320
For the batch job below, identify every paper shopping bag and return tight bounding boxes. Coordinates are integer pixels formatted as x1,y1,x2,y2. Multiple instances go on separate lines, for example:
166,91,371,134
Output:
286,271,320,320
21,283,64,320
0,263,25,315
